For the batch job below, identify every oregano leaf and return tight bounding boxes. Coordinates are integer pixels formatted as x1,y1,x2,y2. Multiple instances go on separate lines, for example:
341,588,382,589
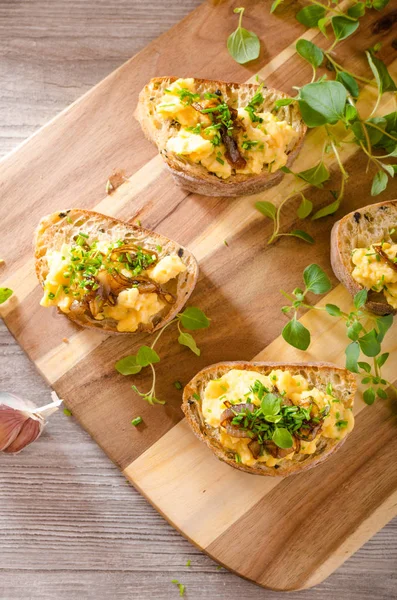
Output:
296,39,324,68
178,332,200,356
289,230,315,244
178,307,210,330
345,341,360,373
303,264,332,294
115,355,143,376
296,5,326,28
136,346,161,367
282,318,310,350
227,7,260,65
331,16,359,42
255,201,277,220
371,170,388,196
297,195,313,219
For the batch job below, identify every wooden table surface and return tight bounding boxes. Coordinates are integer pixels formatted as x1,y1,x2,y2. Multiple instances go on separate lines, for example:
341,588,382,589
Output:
0,1,396,598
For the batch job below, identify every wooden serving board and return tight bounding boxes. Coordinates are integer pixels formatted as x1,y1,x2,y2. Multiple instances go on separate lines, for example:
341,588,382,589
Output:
1,0,397,591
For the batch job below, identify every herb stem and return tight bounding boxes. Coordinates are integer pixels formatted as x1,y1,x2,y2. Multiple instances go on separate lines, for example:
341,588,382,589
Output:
324,53,375,86
150,318,178,350
309,0,355,20
238,7,244,28
365,122,397,142
280,289,296,302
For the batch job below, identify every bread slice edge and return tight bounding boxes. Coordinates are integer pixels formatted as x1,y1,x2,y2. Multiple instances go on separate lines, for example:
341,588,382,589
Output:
182,361,357,478
34,208,199,334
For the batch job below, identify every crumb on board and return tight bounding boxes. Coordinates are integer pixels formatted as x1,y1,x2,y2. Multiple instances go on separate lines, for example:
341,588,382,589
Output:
62,337,69,344
106,169,127,194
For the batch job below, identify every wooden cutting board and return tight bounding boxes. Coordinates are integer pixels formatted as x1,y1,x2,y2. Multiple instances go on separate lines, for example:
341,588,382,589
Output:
1,0,397,591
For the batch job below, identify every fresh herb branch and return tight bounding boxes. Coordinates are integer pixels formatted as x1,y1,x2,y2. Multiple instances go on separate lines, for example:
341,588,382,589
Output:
243,1,396,244
115,307,210,405
272,0,390,49
256,47,396,243
227,7,260,65
280,264,396,403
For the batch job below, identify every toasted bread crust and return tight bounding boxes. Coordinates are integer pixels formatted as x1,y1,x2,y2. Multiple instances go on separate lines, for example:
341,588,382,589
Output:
182,361,356,478
35,209,199,334
331,200,397,316
135,77,307,197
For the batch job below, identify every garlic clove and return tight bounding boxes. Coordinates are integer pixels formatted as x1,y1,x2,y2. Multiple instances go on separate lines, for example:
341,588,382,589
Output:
0,391,62,454
0,405,29,451
3,416,43,454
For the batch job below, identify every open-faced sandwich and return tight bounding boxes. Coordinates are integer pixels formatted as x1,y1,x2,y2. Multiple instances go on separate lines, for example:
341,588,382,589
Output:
331,200,397,315
135,77,306,197
182,362,356,477
35,209,198,333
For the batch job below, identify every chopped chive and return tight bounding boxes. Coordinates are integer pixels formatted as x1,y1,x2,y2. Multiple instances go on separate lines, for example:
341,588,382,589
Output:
171,580,185,597
131,417,143,427
174,380,183,390
63,408,73,417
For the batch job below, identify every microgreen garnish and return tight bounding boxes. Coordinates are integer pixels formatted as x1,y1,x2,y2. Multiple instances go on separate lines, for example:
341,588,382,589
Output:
171,579,186,597
272,0,390,47
244,86,264,123
0,287,13,304
255,2,397,244
223,380,322,449
171,88,200,106
53,237,157,303
115,307,210,405
227,7,260,65
280,264,396,402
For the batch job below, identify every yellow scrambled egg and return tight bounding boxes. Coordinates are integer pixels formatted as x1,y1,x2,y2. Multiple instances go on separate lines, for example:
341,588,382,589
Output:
352,242,397,309
40,243,186,332
156,78,298,179
202,369,354,468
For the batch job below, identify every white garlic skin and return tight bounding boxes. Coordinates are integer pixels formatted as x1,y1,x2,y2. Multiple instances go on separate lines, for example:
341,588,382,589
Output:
0,392,61,454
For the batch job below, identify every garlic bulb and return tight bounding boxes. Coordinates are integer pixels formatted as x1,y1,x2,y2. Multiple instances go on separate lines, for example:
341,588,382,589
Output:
0,391,62,454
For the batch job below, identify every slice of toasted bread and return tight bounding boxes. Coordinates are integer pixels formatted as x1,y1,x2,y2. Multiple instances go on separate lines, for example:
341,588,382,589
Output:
35,209,199,333
331,200,397,315
182,361,356,478
135,77,307,197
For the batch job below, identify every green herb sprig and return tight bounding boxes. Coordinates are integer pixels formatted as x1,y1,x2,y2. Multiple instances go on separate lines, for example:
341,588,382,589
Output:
256,58,396,242
115,307,210,405
227,7,260,65
254,2,396,244
272,0,390,52
222,379,327,450
280,264,396,403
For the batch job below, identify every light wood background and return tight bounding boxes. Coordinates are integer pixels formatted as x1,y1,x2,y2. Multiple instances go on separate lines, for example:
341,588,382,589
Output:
0,1,396,598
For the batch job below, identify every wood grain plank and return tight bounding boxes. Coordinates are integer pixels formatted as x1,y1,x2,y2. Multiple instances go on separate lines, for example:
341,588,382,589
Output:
1,321,396,599
122,284,396,572
1,0,397,593
2,1,397,598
